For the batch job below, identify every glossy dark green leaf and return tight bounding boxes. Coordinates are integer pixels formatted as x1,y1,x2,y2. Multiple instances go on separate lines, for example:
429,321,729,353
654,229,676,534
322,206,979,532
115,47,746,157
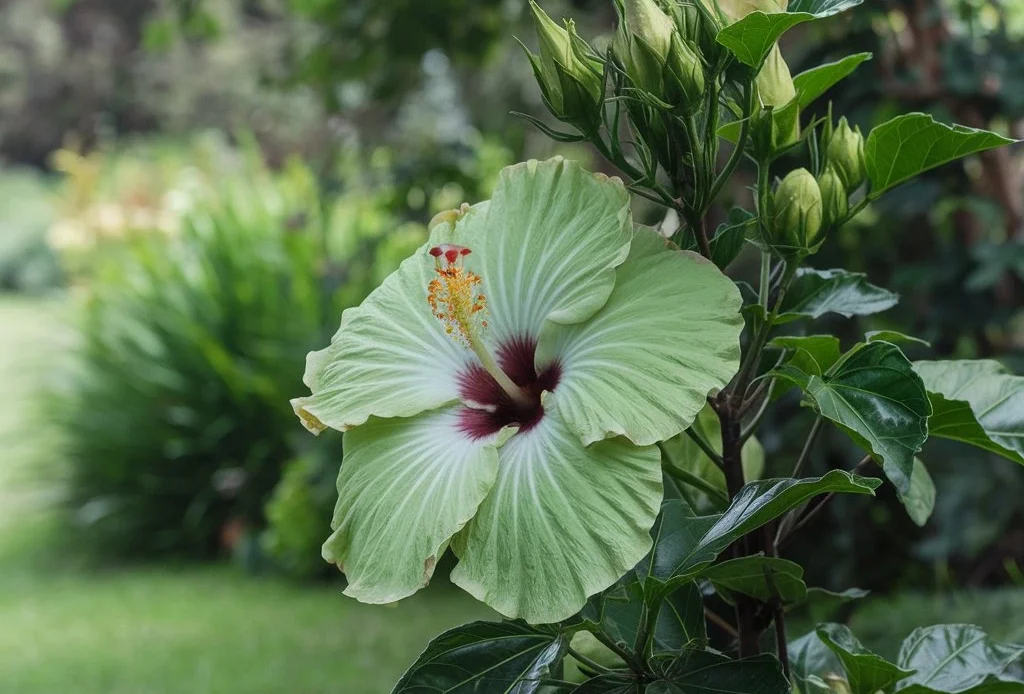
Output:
896,624,1024,693
865,113,1014,197
593,576,707,655
817,623,915,694
787,0,864,16
653,581,706,654
898,457,936,527
715,12,814,68
704,555,807,605
650,651,791,694
790,342,931,495
790,630,844,694
913,360,1024,466
709,208,756,270
769,335,842,377
642,472,880,596
392,620,566,694
793,53,872,107
779,269,899,324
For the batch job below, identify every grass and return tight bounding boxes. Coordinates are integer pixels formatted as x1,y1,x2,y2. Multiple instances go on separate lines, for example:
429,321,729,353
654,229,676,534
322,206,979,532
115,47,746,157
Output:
0,295,491,694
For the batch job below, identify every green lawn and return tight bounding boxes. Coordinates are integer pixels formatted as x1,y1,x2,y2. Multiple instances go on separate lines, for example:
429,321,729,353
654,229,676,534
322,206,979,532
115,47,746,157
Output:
0,296,491,694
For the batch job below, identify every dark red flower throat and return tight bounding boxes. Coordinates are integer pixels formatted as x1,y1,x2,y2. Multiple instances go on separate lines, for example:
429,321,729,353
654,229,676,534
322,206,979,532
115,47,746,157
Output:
457,336,561,439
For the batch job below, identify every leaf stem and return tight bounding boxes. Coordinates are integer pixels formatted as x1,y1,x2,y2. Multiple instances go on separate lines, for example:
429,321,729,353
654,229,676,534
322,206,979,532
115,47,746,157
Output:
567,646,614,675
684,427,725,469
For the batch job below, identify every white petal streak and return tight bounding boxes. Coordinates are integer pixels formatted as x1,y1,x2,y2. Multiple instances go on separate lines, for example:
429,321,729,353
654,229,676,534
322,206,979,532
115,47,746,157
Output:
450,410,662,624
323,407,501,605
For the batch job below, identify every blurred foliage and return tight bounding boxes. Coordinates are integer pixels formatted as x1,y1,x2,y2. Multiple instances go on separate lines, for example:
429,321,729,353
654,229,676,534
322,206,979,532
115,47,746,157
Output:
0,170,63,293
0,0,325,167
52,138,429,560
261,454,338,579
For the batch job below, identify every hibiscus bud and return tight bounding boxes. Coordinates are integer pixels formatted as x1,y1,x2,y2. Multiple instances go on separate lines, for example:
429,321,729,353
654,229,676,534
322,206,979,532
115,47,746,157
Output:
826,117,866,190
817,165,848,229
771,168,823,255
614,0,705,112
824,674,853,694
753,45,799,149
665,31,705,108
661,0,721,66
525,1,605,133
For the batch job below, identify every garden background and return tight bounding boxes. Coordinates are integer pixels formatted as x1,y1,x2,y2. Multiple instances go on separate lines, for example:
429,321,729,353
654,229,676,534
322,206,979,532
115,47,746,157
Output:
1,0,1023,692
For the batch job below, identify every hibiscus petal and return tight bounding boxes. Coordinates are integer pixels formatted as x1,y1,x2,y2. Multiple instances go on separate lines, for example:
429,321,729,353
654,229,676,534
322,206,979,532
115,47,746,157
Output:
291,213,486,433
475,157,632,343
536,227,743,446
449,409,662,624
323,406,510,604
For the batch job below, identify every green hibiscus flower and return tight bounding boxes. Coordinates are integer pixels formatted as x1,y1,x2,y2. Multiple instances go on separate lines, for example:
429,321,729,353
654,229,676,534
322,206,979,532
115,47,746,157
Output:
292,157,742,623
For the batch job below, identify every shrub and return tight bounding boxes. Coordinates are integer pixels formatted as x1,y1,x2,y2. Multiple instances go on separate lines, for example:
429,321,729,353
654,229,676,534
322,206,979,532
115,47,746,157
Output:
56,148,423,560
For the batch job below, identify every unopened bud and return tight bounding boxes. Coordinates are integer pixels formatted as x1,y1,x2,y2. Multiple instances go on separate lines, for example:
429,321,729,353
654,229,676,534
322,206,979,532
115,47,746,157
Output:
614,0,704,112
772,168,823,255
818,165,848,230
662,0,721,66
525,1,605,133
826,117,866,190
755,44,799,145
713,0,787,23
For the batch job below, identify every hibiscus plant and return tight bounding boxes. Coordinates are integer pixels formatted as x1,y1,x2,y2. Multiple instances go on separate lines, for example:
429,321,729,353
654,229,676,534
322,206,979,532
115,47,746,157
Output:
292,0,1024,692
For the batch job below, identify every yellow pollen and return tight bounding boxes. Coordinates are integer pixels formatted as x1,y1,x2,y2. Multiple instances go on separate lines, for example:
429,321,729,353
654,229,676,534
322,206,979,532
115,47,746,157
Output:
427,264,487,346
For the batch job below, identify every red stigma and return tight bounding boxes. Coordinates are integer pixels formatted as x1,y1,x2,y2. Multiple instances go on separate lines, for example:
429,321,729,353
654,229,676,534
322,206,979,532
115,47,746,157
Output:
429,244,473,266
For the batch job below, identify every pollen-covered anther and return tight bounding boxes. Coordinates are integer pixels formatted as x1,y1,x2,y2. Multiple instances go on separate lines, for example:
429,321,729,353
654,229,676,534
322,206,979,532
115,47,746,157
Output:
427,245,487,346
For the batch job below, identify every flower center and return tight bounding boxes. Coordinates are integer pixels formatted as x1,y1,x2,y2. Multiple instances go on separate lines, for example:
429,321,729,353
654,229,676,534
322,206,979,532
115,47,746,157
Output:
427,244,532,408
457,337,562,439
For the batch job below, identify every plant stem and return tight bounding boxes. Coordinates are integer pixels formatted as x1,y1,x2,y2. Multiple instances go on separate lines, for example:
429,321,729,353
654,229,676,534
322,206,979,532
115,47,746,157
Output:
705,607,739,638
683,428,724,469
662,458,730,509
708,80,753,207
791,416,823,479
592,631,645,676
773,417,825,547
777,456,875,549
567,646,613,675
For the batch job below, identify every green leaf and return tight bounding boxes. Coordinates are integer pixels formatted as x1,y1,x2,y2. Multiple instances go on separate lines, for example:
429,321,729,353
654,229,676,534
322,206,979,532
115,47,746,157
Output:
716,11,814,68
867,330,932,348
796,342,932,495
653,581,708,653
589,577,706,655
642,472,880,595
392,620,567,693
793,587,870,622
769,335,842,377
896,624,1024,693
790,630,843,694
650,651,791,693
778,269,899,324
817,623,915,694
865,113,1015,197
898,457,936,527
913,360,1024,466
793,52,872,107
709,208,756,269
703,555,807,605
786,0,863,17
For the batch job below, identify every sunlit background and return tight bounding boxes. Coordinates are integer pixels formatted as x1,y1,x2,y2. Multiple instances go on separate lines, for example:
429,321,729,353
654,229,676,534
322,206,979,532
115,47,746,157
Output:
1,1,1023,692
